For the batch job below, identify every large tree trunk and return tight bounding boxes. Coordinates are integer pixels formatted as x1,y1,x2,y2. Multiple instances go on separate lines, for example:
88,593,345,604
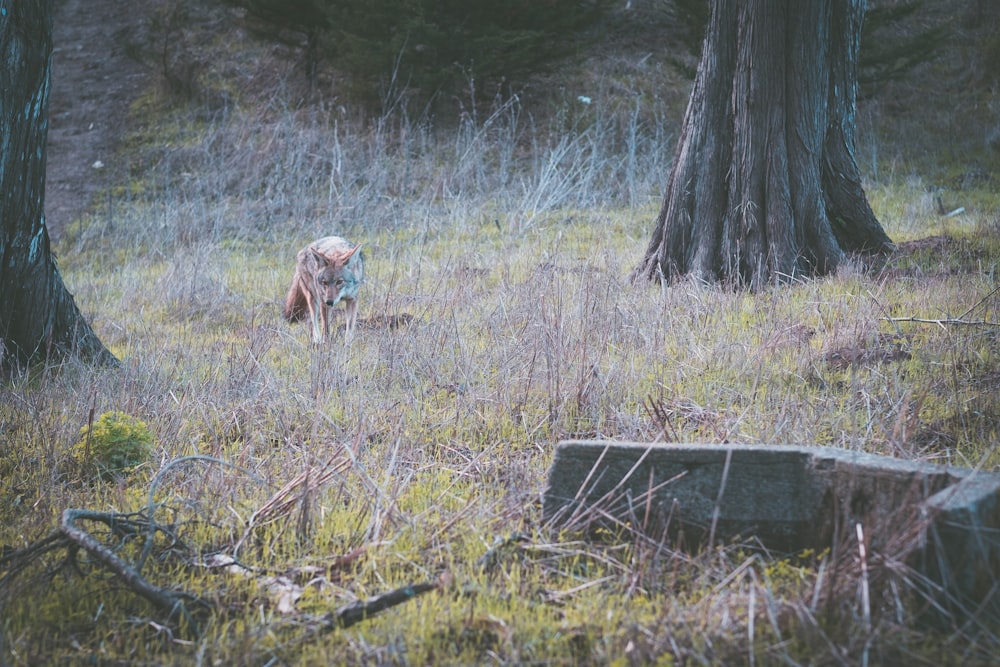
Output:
634,0,894,288
0,0,116,368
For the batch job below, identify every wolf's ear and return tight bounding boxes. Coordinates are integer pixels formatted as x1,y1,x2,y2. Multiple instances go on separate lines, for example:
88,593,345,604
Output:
343,243,363,261
310,247,329,266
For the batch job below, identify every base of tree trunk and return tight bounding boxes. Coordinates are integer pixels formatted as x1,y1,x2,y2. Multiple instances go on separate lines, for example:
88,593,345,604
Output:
1,0,118,370
634,0,893,289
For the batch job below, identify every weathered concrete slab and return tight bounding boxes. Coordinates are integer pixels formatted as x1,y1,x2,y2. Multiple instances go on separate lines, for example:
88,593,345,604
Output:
543,441,1000,624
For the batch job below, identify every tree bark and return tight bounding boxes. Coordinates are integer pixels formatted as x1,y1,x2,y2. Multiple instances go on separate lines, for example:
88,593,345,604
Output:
634,0,893,289
0,0,116,368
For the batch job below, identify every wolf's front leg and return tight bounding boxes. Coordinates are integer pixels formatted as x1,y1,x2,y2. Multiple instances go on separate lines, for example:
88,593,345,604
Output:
310,305,324,344
344,299,358,341
321,304,334,341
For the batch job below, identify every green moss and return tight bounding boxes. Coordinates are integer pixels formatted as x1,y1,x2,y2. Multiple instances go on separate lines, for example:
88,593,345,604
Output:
73,411,155,480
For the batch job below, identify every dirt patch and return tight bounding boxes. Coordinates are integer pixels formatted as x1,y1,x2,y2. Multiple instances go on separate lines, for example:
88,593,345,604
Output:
892,234,955,255
824,334,913,370
359,313,416,330
879,233,997,279
45,0,152,240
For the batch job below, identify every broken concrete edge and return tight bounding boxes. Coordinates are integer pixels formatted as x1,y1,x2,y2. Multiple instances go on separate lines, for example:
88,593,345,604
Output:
542,441,994,526
542,440,1000,625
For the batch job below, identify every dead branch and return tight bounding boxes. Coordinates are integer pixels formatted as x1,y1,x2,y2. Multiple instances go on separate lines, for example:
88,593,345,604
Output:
319,580,441,630
0,531,71,594
885,316,999,327
884,286,1000,328
139,455,259,574
5,454,433,641
60,509,204,628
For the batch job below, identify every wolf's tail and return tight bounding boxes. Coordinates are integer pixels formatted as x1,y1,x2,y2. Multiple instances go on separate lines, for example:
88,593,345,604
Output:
283,284,308,322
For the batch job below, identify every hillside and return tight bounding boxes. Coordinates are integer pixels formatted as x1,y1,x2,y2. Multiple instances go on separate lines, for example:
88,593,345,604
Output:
45,0,998,237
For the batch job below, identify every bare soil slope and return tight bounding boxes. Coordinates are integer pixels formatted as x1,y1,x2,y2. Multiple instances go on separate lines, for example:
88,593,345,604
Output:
45,0,150,239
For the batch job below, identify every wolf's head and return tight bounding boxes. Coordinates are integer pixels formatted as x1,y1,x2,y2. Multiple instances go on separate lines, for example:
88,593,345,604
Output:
311,244,363,307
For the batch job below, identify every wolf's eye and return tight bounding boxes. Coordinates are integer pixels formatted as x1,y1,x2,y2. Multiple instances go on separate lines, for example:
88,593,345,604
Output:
335,278,345,287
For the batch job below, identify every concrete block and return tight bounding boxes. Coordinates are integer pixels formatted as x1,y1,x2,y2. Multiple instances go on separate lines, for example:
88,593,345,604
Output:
543,441,1000,624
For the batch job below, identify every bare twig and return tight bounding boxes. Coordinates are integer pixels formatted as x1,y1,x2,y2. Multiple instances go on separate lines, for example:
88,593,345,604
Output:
139,455,258,574
644,395,679,442
707,447,733,550
0,531,71,595
886,316,999,328
886,285,1000,328
476,532,531,573
956,285,1000,320
234,451,352,556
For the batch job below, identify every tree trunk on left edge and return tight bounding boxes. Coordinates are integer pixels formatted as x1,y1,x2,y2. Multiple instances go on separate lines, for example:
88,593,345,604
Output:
0,0,117,369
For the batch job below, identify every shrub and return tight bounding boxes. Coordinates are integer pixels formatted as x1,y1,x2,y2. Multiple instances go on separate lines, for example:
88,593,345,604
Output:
73,411,155,479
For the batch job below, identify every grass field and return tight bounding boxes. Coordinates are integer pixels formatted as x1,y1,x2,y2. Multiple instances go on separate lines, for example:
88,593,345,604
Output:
2,2,999,664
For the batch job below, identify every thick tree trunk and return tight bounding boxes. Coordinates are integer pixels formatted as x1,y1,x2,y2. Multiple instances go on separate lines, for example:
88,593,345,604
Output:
634,0,893,288
0,0,116,368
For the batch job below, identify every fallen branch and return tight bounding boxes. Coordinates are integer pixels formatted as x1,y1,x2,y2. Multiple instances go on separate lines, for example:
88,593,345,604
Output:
4,455,436,642
885,316,999,328
320,579,441,630
60,509,204,629
883,286,1000,329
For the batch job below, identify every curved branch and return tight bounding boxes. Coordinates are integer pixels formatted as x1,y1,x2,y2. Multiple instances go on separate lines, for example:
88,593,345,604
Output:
138,455,260,574
60,509,202,629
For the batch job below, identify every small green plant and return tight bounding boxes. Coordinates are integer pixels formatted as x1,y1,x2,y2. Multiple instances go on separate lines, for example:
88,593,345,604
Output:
73,411,155,479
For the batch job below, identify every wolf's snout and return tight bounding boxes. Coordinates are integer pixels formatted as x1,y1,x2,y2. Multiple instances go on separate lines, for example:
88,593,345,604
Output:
325,299,336,306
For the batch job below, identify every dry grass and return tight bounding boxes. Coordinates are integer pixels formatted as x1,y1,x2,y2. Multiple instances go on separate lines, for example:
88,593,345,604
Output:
2,3,999,664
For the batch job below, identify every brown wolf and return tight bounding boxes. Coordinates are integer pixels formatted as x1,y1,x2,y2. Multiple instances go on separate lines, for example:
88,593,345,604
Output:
283,236,364,342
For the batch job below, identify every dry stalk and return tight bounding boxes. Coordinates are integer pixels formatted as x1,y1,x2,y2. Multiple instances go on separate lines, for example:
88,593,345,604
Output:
644,395,680,442
707,447,733,550
550,441,687,535
856,522,872,634
235,450,353,556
